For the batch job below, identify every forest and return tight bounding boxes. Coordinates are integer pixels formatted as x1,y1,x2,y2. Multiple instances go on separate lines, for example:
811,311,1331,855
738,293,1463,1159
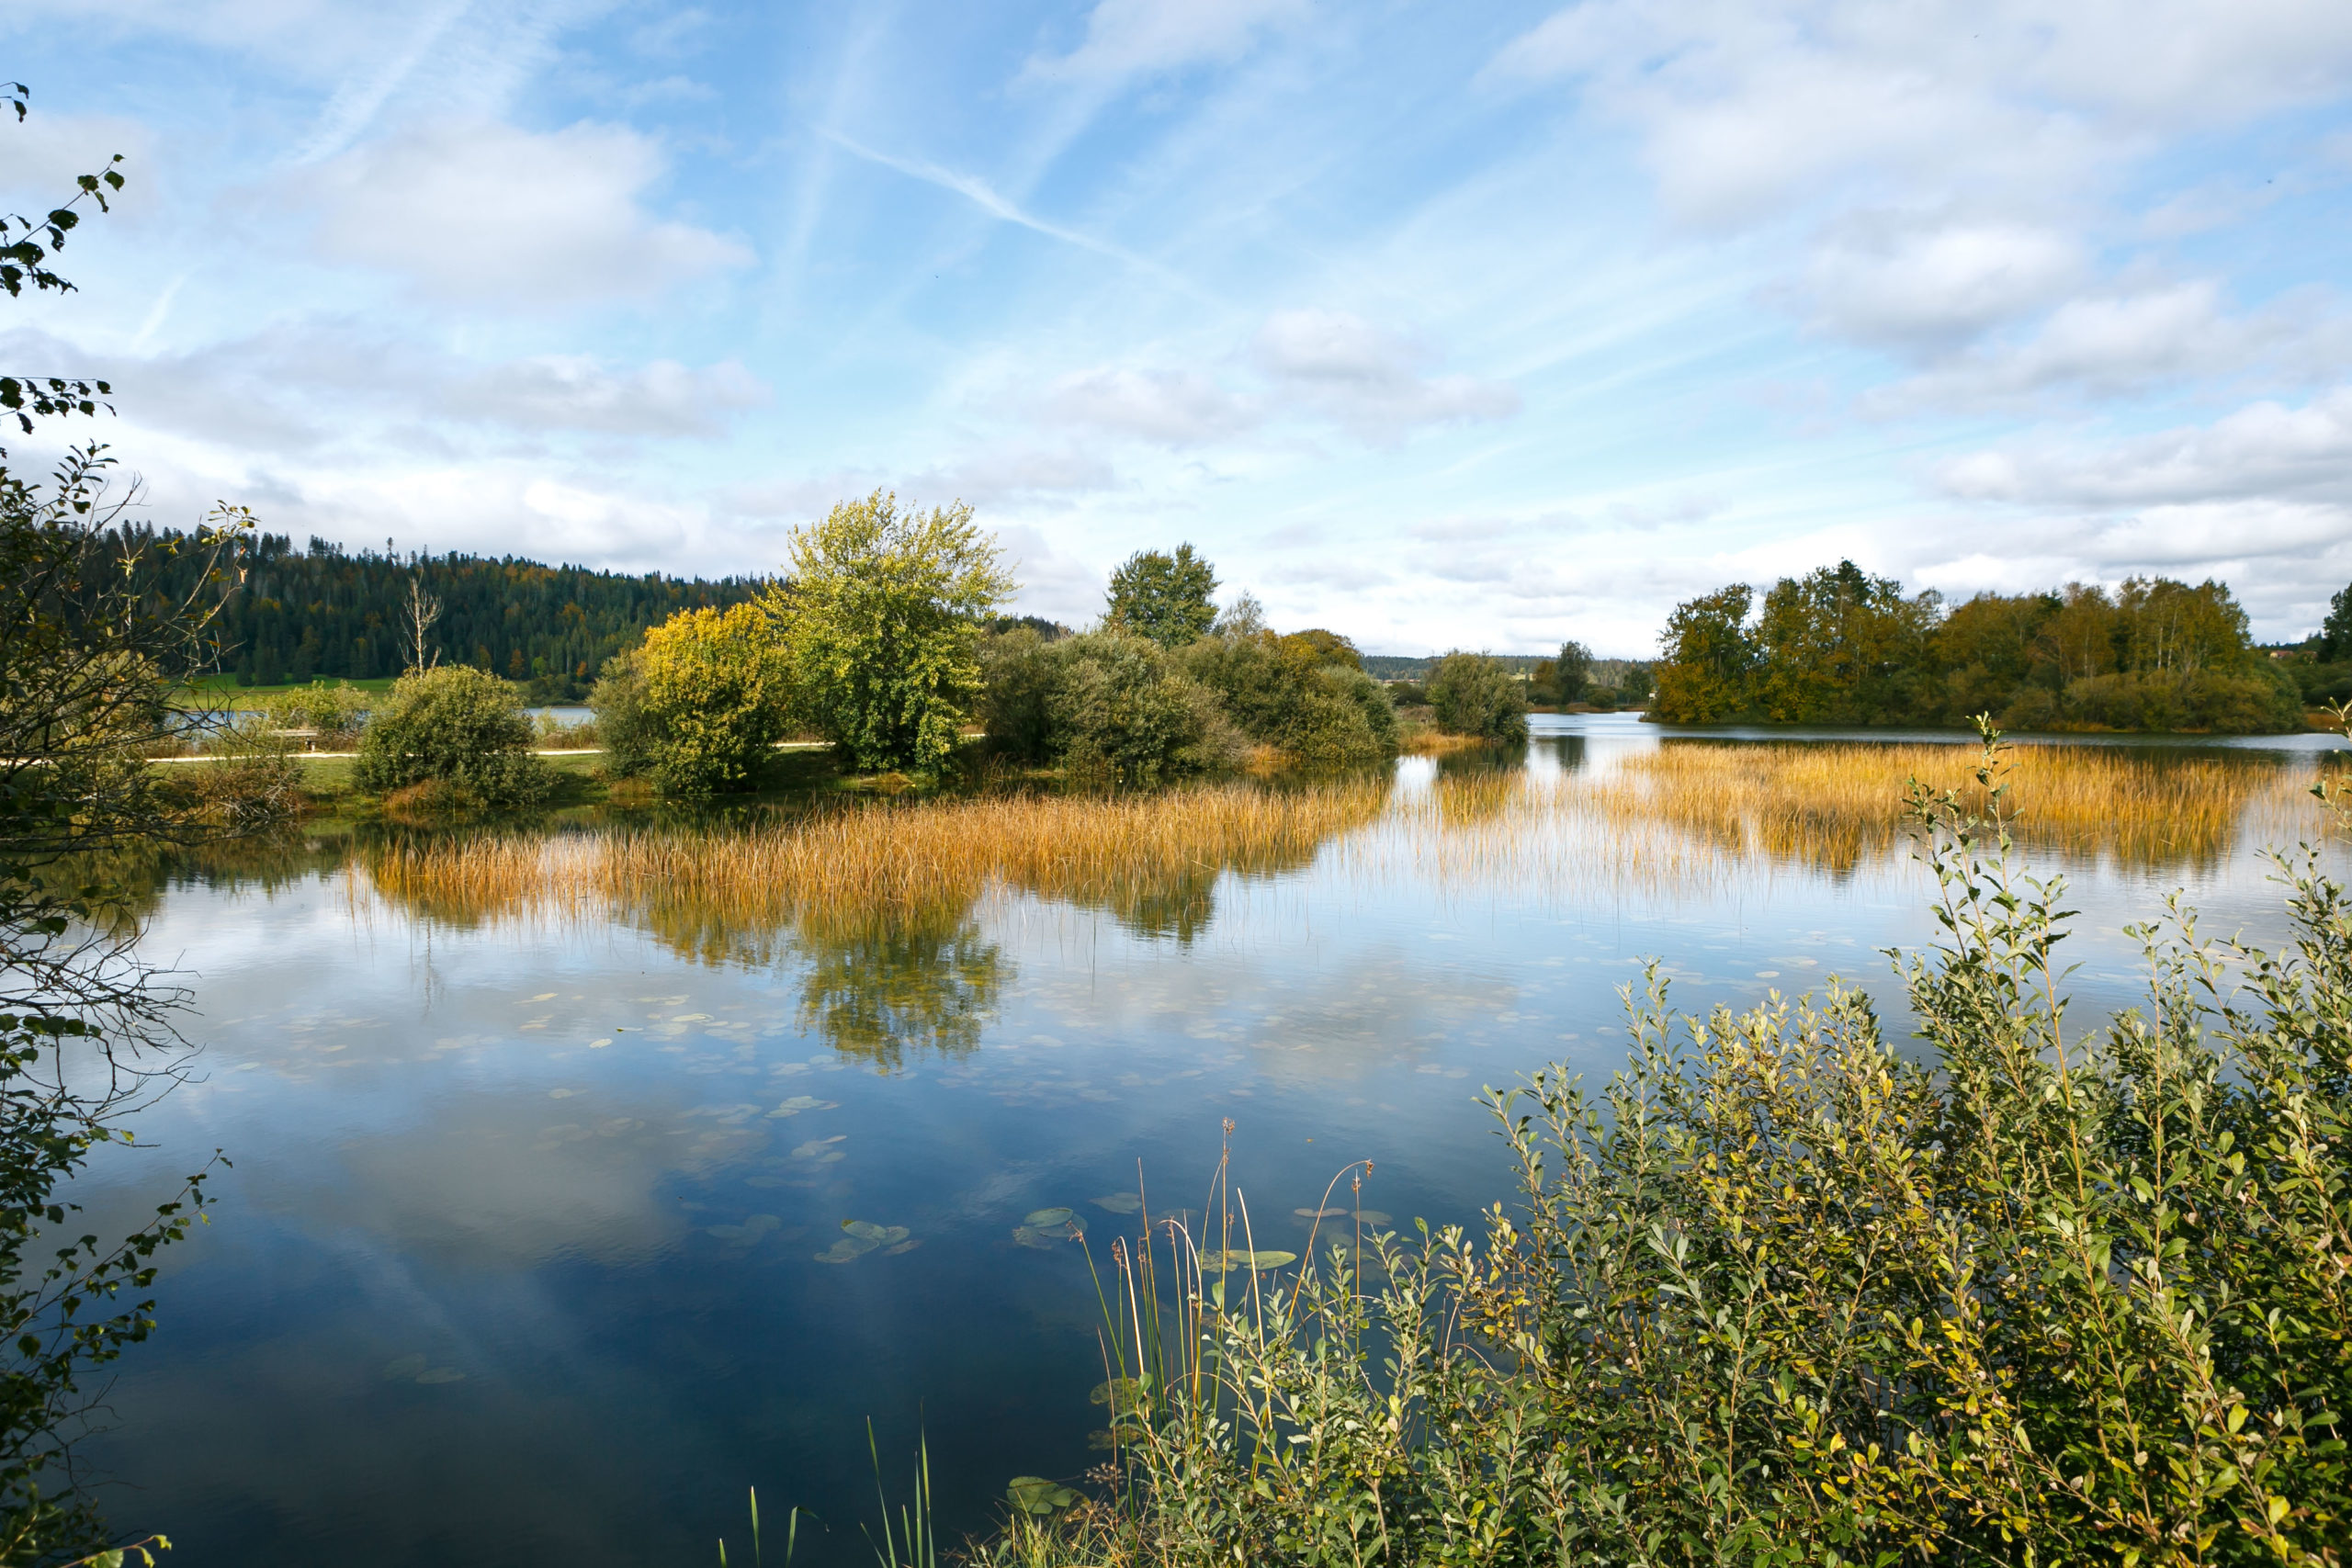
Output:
133,528,763,698
1648,559,2318,732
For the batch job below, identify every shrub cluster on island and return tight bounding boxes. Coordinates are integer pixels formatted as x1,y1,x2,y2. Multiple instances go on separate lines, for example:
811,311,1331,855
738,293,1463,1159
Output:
1648,558,2324,733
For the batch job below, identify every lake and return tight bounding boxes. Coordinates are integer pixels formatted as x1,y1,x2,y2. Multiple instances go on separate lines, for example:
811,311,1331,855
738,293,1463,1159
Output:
78,715,2348,1564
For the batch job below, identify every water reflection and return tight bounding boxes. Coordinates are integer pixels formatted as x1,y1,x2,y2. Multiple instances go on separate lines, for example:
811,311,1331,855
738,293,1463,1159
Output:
797,908,1005,1071
69,718,2352,1568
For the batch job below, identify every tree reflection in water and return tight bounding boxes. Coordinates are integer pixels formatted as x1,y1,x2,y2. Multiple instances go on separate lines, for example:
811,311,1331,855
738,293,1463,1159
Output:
792,905,1004,1071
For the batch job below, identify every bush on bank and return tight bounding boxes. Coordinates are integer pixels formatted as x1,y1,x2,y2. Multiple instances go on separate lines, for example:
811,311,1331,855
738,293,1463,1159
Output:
1180,628,1399,767
981,627,1237,785
591,603,793,795
1425,649,1528,742
353,665,549,807
983,732,2352,1568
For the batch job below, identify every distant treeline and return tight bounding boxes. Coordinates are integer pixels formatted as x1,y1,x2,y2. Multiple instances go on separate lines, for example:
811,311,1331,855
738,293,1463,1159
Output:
1651,560,2307,733
130,530,763,699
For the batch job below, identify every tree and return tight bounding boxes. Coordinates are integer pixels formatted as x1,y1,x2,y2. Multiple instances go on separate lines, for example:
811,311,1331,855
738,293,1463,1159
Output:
1551,639,1591,705
605,603,794,795
0,97,224,1562
2117,575,2249,674
1751,559,1939,724
1426,651,1528,742
1106,545,1218,649
2323,581,2352,661
1651,584,1756,722
769,491,1014,777
354,665,549,807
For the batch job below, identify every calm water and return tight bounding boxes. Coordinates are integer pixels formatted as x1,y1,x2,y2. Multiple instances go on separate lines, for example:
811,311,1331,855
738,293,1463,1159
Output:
76,716,2347,1565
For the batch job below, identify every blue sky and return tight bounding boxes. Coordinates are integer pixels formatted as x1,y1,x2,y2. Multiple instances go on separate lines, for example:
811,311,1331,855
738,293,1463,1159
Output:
7,1,2352,654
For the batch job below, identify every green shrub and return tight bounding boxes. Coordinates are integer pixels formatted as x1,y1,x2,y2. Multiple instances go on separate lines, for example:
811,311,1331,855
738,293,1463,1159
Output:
353,665,549,807
595,603,793,795
983,628,1235,784
253,680,373,747
2060,666,2303,732
1181,631,1400,766
993,732,2352,1567
1426,649,1527,741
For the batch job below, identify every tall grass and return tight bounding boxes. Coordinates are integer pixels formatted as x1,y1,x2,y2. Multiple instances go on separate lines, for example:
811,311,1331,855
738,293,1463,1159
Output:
1589,739,2313,874
352,780,1393,942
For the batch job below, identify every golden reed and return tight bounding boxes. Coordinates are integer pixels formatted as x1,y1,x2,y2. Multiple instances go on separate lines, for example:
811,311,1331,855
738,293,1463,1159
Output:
350,742,2327,937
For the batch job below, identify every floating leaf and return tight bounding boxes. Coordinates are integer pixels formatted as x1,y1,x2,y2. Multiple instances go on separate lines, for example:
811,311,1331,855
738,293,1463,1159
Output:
1090,1377,1148,1415
1011,1225,1069,1250
1007,1476,1079,1515
1023,1207,1077,1228
842,1219,910,1246
816,1236,876,1264
767,1095,839,1118
1091,1193,1143,1214
1295,1207,1346,1218
883,1238,922,1255
1204,1249,1297,1273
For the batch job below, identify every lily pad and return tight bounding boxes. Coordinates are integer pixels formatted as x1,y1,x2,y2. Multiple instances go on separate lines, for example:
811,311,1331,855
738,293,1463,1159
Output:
1295,1206,1347,1218
767,1095,839,1119
1011,1225,1062,1250
815,1236,876,1264
842,1219,910,1246
1204,1249,1298,1273
1023,1207,1078,1228
1091,1193,1143,1214
1007,1476,1079,1516
1090,1377,1149,1415
708,1213,782,1244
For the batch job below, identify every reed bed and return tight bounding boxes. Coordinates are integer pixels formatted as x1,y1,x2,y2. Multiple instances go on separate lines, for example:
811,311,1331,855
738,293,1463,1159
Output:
1588,740,2319,874
351,780,1394,943
349,742,2328,950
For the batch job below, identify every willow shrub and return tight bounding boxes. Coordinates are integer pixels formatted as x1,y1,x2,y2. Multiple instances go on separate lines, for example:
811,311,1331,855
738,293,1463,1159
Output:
353,665,549,808
993,728,2352,1568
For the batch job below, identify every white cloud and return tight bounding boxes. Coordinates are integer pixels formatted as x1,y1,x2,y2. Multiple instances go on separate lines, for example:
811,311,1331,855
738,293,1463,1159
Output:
1871,282,2331,410
448,355,767,436
1491,0,2352,227
1253,309,1518,444
1041,367,1257,446
1804,215,2083,349
292,118,751,304
1938,386,2352,506
1023,0,1308,83
0,322,770,451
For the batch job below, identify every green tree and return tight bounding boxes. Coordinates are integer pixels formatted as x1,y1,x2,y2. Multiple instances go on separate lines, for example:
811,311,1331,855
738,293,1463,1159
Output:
769,491,1014,777
1650,583,1756,722
1751,558,1939,723
0,97,223,1563
604,603,794,795
2321,581,2352,661
2117,575,2251,673
1549,638,1591,704
1426,651,1528,742
1105,544,1218,649
354,664,549,807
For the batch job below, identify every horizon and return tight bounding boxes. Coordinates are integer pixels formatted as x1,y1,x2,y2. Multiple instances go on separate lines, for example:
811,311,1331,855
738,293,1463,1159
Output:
8,2,2350,657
